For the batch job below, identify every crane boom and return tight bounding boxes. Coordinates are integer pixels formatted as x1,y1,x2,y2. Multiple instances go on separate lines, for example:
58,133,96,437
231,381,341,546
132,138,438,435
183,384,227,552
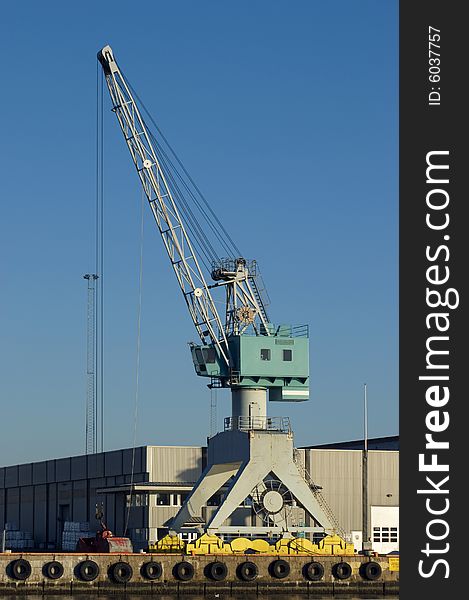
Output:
95,46,344,539
98,45,309,403
97,45,231,367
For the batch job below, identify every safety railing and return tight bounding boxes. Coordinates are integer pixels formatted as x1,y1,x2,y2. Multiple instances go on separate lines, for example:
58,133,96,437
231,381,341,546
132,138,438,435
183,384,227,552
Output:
224,416,291,433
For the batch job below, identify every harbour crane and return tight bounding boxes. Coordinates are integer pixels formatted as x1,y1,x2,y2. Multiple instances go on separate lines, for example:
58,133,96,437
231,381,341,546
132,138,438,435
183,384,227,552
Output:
98,46,342,539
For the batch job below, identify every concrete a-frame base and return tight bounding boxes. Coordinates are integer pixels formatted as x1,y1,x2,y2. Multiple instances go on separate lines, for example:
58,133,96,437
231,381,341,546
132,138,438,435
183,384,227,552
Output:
170,428,335,534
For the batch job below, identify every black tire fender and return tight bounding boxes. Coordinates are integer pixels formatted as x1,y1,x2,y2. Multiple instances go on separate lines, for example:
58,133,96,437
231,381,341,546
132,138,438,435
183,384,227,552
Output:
141,560,163,580
361,561,382,580
174,561,194,581
10,559,32,581
333,561,352,580
304,561,324,581
109,561,133,584
237,561,258,581
43,560,64,579
270,559,290,579
207,561,228,581
77,559,100,582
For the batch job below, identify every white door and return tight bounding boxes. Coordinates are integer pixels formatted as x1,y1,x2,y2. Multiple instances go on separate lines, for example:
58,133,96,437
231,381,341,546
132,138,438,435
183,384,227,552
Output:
371,505,399,554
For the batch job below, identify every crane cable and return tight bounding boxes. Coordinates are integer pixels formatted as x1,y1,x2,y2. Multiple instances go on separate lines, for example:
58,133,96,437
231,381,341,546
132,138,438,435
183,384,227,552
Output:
122,73,242,259
124,188,145,537
94,63,105,454
99,66,105,453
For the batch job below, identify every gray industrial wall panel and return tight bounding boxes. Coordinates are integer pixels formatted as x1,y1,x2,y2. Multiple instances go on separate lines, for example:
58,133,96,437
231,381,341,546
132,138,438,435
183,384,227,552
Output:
19,485,34,532
104,475,117,530
308,449,399,534
5,466,18,488
125,472,147,484
18,464,33,487
56,458,71,482
48,483,57,545
115,494,125,535
369,452,399,503
127,505,146,530
105,450,123,477
6,487,20,527
309,449,363,533
0,489,5,528
57,481,73,520
88,478,106,532
105,491,115,533
0,468,5,489
47,460,56,483
71,456,87,480
34,484,47,545
146,446,203,483
123,447,144,475
228,507,252,527
72,480,88,523
87,453,105,478
32,462,47,485
149,506,180,529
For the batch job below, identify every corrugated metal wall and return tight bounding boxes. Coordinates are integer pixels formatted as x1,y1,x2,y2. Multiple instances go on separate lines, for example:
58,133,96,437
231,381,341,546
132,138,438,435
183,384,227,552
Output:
1,445,398,547
0,447,148,548
145,446,204,483
307,449,399,533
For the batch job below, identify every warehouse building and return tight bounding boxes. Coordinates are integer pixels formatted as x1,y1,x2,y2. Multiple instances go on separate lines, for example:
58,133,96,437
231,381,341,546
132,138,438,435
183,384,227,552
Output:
0,437,398,553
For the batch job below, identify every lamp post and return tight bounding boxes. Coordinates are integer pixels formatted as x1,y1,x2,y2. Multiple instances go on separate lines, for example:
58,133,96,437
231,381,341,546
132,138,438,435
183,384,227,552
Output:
362,383,372,553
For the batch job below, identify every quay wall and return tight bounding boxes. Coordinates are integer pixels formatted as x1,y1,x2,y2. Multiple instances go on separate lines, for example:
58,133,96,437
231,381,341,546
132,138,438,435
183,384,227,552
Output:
0,552,399,595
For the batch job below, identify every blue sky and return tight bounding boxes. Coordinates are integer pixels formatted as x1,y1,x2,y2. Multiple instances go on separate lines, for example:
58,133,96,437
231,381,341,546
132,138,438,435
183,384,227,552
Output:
0,1,398,466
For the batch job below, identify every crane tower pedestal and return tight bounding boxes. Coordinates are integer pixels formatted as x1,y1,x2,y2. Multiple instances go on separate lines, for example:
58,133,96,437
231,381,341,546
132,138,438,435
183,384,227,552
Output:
231,388,266,425
170,412,338,537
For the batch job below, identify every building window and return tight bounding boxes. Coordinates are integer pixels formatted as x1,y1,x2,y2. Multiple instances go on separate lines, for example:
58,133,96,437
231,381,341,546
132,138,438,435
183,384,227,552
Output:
373,526,399,543
260,349,271,361
179,531,198,542
126,493,148,507
156,493,170,506
283,349,292,361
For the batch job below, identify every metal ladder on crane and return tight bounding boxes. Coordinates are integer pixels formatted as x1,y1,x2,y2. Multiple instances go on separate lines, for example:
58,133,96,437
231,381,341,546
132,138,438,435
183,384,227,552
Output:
293,450,347,539
249,276,270,324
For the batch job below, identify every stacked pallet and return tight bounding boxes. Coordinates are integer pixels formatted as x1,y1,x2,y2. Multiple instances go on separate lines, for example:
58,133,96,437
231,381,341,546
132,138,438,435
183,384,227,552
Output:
61,521,91,551
4,522,34,550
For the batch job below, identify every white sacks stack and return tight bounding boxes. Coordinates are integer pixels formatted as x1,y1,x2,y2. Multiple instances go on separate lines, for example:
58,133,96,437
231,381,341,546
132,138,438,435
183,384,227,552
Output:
4,523,34,550
61,521,91,551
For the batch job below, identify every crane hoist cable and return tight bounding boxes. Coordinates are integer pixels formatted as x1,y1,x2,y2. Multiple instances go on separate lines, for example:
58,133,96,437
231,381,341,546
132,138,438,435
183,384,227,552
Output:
146,122,233,263
97,45,271,363
124,188,145,536
149,130,236,260
94,62,105,453
123,74,241,261
152,142,218,270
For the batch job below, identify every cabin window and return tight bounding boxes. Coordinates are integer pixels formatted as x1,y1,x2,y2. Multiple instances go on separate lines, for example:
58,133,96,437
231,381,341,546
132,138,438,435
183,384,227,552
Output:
283,349,292,361
202,348,216,363
260,348,271,361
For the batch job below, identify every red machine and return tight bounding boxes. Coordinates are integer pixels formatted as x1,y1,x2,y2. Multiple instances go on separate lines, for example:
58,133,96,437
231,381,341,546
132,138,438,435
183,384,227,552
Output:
76,505,133,553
